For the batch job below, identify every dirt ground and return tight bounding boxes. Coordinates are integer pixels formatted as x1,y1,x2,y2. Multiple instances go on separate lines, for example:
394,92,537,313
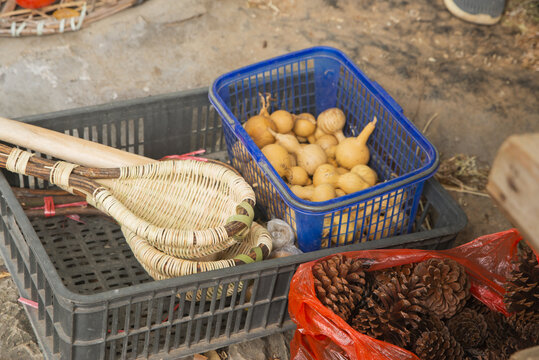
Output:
0,0,537,358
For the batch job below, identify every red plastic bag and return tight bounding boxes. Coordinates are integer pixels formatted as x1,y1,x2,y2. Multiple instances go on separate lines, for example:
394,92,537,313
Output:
288,229,532,360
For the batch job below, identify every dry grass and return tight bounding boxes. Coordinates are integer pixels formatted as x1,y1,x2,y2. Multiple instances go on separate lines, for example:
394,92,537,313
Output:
503,0,539,71
435,154,490,196
506,0,539,24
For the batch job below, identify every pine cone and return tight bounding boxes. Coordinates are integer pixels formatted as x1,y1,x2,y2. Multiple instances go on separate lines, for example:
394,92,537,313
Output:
507,316,539,345
412,258,470,318
500,336,521,359
446,308,487,348
465,296,491,316
417,314,446,333
413,325,465,360
483,310,510,351
373,263,415,288
410,314,447,346
313,255,369,321
504,244,539,326
350,276,427,348
480,310,527,358
465,348,501,360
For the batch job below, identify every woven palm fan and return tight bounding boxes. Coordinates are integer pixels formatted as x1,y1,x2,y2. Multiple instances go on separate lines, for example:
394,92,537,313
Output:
0,117,272,298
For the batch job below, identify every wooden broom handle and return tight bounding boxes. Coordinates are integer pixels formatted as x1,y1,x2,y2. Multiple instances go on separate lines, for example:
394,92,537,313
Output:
0,116,152,168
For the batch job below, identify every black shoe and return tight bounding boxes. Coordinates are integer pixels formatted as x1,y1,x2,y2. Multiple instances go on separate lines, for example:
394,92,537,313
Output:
444,0,506,25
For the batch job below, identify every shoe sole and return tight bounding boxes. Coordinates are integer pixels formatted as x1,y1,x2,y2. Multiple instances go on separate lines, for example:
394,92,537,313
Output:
444,0,502,25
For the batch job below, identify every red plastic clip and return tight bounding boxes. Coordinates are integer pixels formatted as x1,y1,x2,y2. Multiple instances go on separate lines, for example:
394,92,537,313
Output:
43,196,55,217
159,149,208,162
56,201,88,209
18,297,38,309
65,214,86,224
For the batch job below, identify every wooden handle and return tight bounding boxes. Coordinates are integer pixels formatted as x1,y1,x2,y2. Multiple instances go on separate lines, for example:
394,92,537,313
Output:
0,116,153,167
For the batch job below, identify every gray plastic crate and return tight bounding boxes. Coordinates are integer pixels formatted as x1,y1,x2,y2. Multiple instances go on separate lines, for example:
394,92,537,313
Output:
0,88,466,360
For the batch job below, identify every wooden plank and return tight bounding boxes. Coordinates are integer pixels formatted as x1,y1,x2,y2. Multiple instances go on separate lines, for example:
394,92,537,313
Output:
487,133,539,251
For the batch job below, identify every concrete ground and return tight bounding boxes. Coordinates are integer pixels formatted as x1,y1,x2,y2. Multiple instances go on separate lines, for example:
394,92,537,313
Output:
0,0,537,358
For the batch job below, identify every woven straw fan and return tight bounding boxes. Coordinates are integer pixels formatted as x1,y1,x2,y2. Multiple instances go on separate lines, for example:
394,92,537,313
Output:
0,116,272,270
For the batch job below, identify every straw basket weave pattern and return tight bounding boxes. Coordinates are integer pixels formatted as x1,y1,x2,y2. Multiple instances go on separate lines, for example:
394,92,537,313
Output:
0,0,144,37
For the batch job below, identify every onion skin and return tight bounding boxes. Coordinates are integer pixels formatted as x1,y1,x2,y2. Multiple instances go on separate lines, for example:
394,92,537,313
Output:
316,134,338,151
351,165,378,187
261,143,291,177
289,154,297,167
297,144,327,175
291,184,336,202
313,127,327,140
244,115,277,148
293,113,317,138
337,172,369,194
311,184,337,202
326,145,337,159
268,129,327,175
313,164,339,187
317,108,346,143
271,110,295,134
286,166,309,186
335,189,346,197
291,185,314,200
313,166,369,194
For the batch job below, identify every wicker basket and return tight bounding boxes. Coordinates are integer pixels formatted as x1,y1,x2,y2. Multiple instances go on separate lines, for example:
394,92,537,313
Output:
126,222,273,300
0,0,144,37
0,143,274,300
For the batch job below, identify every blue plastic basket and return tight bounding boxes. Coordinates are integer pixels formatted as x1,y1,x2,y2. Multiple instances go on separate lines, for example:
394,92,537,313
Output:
209,46,439,252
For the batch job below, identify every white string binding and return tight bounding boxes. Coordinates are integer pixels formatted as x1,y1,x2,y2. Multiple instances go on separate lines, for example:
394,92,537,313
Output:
58,18,66,33
6,148,34,175
10,22,26,37
36,21,45,36
49,161,78,190
71,3,87,31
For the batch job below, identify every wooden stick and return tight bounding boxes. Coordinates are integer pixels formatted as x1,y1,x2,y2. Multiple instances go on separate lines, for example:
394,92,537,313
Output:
24,206,104,218
11,187,71,197
1,0,16,14
17,195,84,208
0,116,152,168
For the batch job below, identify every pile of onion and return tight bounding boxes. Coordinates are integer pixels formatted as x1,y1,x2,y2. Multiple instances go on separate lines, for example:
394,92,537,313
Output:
241,96,410,245
243,94,382,204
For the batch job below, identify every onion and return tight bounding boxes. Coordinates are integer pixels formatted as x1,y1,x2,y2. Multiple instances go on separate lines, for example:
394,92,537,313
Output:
351,165,378,187
293,113,317,137
243,94,277,148
335,188,346,197
291,184,336,202
268,129,327,175
335,117,377,169
271,110,295,134
286,166,309,186
315,134,338,151
313,166,369,194
317,108,346,143
261,143,291,177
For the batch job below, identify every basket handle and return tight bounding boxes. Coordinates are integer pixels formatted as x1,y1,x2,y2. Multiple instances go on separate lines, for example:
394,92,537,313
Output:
233,222,273,265
0,116,151,168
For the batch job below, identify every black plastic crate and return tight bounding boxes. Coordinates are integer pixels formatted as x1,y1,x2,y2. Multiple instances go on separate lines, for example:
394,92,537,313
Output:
0,88,466,360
